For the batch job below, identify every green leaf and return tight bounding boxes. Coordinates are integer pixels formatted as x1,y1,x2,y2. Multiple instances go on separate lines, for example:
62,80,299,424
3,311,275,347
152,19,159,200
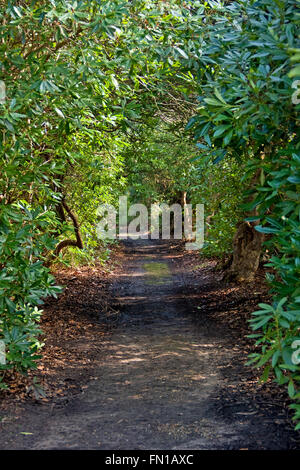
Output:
54,107,65,119
174,47,189,60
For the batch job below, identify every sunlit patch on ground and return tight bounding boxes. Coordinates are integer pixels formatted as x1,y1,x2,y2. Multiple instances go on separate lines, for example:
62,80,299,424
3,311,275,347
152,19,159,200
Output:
143,261,171,285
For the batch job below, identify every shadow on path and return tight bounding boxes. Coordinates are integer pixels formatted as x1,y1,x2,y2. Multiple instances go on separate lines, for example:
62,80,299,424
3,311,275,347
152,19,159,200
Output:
1,239,299,449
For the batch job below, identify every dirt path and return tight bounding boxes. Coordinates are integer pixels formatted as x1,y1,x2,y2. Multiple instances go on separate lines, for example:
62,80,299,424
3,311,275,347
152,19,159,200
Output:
1,239,299,449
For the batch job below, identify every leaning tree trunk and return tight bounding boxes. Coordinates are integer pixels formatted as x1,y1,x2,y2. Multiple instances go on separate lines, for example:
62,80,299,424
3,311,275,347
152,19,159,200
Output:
224,221,264,282
45,198,83,266
54,199,83,256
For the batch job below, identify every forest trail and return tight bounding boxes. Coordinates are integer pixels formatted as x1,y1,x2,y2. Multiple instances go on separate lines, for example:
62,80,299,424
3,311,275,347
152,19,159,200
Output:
1,239,299,450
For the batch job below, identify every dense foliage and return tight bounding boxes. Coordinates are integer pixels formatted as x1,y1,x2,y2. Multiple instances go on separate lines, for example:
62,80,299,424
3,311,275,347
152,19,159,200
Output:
0,0,185,380
182,0,300,427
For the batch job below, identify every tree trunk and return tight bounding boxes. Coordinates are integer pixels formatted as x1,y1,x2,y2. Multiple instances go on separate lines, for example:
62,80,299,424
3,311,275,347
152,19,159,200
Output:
224,221,264,282
45,198,83,266
223,160,268,282
54,199,83,256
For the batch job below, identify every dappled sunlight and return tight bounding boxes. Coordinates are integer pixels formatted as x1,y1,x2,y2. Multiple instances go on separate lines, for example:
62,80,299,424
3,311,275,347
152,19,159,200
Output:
119,358,145,363
1,0,299,451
